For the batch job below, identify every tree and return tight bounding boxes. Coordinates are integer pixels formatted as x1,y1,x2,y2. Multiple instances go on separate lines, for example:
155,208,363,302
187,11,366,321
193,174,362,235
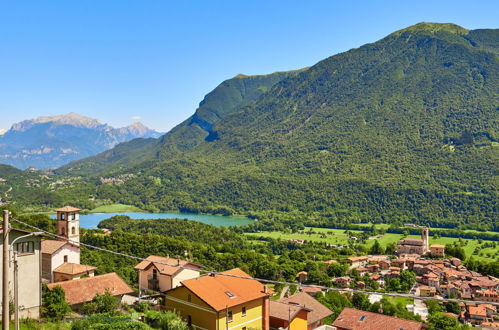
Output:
327,262,348,277
41,285,71,321
352,293,371,311
82,291,120,315
387,278,401,292
369,240,384,255
399,270,416,292
428,312,460,330
385,242,397,255
445,301,461,315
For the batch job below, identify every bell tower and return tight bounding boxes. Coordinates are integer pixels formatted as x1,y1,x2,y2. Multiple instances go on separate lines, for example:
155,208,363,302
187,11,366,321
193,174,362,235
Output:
421,227,429,253
56,206,80,244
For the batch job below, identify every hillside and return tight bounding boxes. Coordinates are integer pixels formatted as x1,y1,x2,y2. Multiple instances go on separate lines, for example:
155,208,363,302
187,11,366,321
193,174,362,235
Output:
0,113,161,169
13,23,499,229
59,71,301,176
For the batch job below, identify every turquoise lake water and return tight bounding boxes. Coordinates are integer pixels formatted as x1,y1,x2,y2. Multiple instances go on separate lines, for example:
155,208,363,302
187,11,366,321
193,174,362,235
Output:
51,212,252,229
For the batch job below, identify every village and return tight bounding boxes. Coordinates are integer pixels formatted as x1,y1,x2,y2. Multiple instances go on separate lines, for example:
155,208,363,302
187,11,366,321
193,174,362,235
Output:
1,207,498,329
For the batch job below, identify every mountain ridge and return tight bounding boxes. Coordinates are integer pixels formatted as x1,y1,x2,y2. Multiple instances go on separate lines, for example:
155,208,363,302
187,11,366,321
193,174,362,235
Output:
0,113,161,169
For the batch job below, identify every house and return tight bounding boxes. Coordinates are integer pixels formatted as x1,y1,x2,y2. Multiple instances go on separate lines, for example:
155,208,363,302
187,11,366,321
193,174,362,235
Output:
419,285,436,297
278,292,333,329
474,290,499,303
164,268,271,330
269,301,310,330
334,277,352,288
297,271,308,283
332,307,425,330
345,256,368,269
134,255,201,293
430,244,445,257
53,263,96,282
466,305,488,326
0,227,43,319
41,240,80,282
46,272,133,309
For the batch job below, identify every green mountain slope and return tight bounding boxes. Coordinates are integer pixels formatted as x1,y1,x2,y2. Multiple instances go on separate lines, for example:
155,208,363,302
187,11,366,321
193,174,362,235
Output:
16,23,499,230
59,70,300,176
83,23,498,228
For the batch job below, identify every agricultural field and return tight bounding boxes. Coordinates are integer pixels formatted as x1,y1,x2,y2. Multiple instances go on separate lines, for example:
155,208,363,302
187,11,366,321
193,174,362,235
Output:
88,203,144,213
245,227,499,262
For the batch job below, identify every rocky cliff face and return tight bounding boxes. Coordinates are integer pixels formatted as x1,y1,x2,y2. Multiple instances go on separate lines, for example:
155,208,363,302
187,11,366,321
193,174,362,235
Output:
0,113,161,169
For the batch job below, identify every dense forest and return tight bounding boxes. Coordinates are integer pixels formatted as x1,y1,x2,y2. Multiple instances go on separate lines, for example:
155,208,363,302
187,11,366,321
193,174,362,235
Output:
1,23,497,231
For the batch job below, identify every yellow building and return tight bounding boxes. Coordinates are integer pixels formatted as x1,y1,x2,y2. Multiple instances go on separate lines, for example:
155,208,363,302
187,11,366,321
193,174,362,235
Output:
269,300,309,330
164,268,270,330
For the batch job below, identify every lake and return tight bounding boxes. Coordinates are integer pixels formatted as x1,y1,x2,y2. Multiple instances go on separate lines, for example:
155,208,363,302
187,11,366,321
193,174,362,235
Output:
51,212,253,229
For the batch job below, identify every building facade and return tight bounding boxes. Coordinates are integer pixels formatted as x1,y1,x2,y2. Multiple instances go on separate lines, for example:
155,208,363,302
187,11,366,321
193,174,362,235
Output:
0,227,42,319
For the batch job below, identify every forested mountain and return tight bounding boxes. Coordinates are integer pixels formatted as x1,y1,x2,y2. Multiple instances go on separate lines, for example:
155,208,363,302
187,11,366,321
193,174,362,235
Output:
0,113,161,169
59,71,300,175
8,23,499,229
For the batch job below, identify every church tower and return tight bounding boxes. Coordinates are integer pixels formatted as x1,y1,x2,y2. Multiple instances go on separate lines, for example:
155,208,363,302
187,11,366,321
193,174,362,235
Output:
421,227,429,253
56,206,80,244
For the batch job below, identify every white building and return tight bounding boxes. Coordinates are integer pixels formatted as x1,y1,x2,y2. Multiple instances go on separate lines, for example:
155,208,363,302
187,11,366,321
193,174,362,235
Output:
0,227,42,319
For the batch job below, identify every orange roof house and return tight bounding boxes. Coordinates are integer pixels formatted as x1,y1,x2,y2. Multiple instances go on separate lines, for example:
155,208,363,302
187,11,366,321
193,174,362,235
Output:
163,268,271,330
46,272,133,306
333,308,425,330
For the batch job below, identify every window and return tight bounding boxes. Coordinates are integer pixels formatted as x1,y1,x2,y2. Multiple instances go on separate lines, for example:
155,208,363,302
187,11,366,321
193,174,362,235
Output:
242,328,246,330
225,291,235,298
64,255,68,262
152,269,158,280
15,241,34,255
187,315,192,326
187,294,191,302
71,227,76,235
227,311,233,322
242,306,246,316
60,213,65,220
359,315,366,321
61,227,65,236
71,213,76,220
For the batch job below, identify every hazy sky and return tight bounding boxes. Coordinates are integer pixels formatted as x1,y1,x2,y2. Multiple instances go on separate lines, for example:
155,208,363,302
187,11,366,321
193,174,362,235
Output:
0,0,497,132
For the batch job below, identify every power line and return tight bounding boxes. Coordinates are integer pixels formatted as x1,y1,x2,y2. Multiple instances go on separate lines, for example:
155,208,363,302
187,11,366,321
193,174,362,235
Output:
10,217,499,307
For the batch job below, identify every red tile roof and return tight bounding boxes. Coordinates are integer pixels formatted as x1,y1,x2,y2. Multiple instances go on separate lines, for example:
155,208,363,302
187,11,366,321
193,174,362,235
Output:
333,308,424,330
134,255,201,276
46,272,133,305
55,206,80,212
270,300,309,321
53,262,96,275
279,292,333,325
41,239,76,254
179,268,268,311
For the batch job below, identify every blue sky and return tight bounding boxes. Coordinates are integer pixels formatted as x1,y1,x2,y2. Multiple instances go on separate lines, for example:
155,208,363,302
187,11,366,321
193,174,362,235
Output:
0,0,497,132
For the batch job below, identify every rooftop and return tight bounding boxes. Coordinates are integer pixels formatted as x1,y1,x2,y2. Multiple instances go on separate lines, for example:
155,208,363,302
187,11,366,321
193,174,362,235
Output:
178,268,268,311
279,292,333,324
55,206,80,212
53,262,96,275
332,307,424,330
134,255,201,276
41,239,77,254
47,272,133,305
269,300,310,321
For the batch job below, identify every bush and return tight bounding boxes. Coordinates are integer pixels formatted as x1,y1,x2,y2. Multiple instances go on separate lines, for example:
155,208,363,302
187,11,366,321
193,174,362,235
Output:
145,310,188,330
41,285,71,321
82,291,120,315
71,314,148,330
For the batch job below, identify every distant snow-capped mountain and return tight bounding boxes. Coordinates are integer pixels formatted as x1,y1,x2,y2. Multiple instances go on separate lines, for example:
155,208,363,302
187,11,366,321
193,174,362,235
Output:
0,113,161,169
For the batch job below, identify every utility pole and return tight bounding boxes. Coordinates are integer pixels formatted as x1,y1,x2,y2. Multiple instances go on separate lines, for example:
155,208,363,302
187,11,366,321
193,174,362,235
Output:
3,209,9,330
